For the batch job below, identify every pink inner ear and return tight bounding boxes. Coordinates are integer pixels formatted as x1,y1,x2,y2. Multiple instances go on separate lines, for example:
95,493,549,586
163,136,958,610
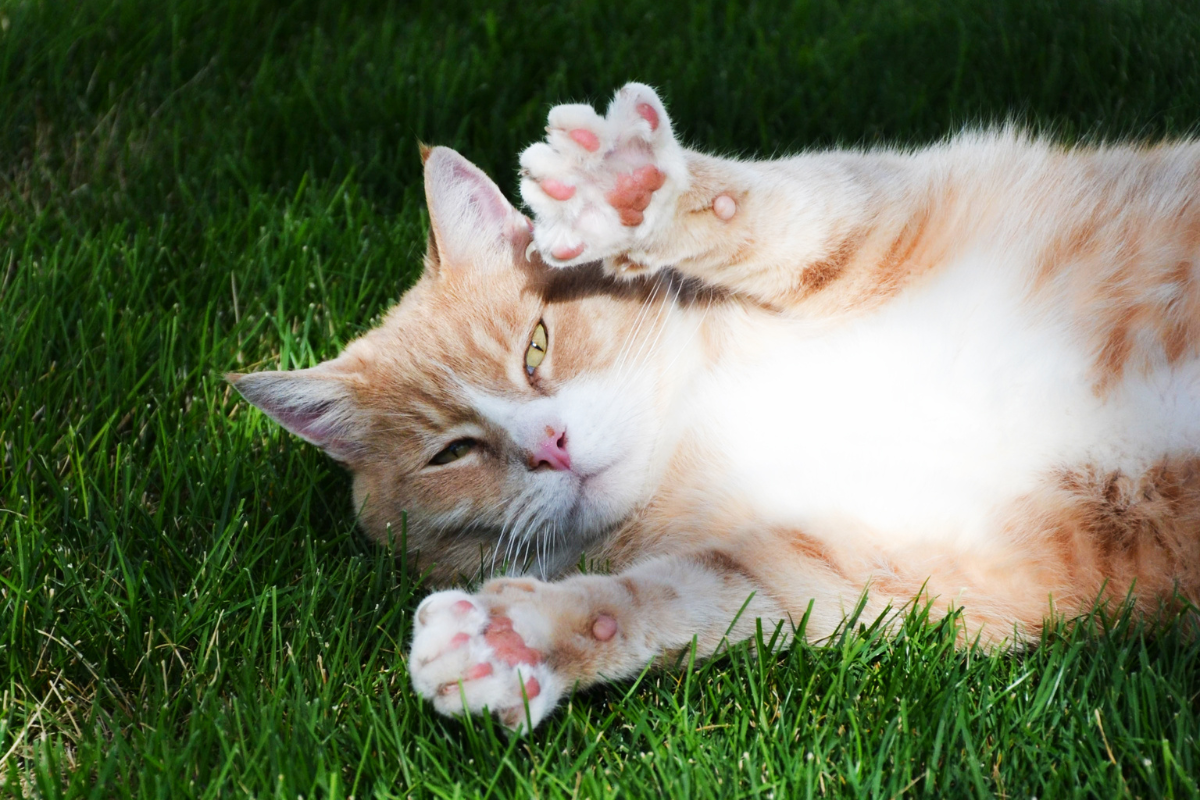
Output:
273,403,338,442
270,403,360,462
425,147,520,264
450,159,513,228
233,371,365,463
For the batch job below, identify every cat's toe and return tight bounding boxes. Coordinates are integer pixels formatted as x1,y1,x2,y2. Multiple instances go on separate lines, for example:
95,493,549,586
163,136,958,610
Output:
602,84,688,215
606,82,672,143
434,660,561,733
415,588,474,621
409,591,490,697
520,143,571,207
518,144,593,266
546,103,608,160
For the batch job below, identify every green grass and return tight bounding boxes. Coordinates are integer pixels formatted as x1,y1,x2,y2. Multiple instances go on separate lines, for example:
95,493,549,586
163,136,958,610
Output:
2,0,1200,796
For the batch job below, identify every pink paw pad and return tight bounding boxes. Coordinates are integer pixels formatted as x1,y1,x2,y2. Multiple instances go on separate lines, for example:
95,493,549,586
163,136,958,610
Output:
484,616,543,666
551,243,585,261
497,677,543,727
605,165,667,226
466,662,493,680
452,600,475,614
569,129,601,152
713,194,737,220
592,614,618,641
541,178,576,201
636,103,659,131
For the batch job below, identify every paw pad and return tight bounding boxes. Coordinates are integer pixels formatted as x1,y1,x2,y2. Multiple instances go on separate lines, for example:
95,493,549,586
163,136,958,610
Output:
636,103,659,130
592,614,618,641
467,662,494,680
551,242,586,261
541,178,576,201
606,166,666,226
713,194,737,221
484,615,543,666
569,129,601,152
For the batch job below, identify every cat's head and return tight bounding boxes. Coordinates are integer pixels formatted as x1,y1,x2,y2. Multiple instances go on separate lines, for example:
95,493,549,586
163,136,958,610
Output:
230,148,680,581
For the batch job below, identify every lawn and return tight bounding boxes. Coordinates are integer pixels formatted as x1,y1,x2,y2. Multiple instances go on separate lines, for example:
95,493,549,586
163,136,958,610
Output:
2,0,1200,796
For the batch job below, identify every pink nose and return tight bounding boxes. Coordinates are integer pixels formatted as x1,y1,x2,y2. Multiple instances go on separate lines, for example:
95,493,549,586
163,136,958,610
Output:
531,427,571,471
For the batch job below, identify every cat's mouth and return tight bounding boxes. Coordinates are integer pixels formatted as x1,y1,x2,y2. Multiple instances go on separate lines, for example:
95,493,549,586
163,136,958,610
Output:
569,460,639,529
509,461,624,542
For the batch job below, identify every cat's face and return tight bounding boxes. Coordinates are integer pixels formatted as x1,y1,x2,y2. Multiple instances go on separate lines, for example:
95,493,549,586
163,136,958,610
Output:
231,148,676,580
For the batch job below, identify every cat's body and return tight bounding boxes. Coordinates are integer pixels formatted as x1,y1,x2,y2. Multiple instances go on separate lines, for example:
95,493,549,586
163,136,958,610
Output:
232,84,1200,731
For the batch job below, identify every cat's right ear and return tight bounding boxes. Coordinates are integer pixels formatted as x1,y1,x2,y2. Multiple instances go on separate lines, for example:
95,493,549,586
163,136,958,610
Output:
226,365,369,464
422,146,532,273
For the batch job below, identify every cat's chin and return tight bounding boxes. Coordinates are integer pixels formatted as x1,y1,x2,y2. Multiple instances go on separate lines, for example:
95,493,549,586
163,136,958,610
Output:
566,463,645,538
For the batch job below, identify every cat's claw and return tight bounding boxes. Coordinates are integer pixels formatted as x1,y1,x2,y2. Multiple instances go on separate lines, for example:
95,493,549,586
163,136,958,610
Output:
409,587,564,732
520,82,689,270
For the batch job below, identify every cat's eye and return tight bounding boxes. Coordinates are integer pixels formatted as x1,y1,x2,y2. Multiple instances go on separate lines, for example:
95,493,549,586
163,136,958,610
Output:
429,438,476,466
525,321,548,375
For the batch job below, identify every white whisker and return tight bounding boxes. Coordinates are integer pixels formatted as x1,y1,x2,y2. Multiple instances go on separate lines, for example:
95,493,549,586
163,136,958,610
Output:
611,278,664,386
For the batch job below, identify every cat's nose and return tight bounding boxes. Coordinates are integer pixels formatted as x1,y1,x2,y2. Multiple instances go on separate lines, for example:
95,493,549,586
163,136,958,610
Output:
529,426,571,471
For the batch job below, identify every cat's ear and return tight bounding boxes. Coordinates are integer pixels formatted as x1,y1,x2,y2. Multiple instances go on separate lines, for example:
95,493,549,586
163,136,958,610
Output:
227,364,369,464
423,146,532,271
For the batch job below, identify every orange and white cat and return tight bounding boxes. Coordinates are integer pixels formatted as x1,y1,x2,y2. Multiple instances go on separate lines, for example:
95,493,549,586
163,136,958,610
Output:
231,83,1200,731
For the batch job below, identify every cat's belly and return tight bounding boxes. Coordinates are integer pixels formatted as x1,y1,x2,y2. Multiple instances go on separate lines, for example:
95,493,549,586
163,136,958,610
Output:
691,250,1200,545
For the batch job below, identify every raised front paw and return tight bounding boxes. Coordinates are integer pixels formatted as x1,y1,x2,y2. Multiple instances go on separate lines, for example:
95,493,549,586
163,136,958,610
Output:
408,585,564,732
519,82,688,269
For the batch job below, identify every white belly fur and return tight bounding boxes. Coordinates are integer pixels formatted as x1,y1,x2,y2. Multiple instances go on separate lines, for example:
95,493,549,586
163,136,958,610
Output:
693,249,1200,547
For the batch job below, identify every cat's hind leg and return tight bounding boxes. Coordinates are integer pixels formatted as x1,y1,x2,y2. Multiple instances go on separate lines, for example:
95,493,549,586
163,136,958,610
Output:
519,83,691,267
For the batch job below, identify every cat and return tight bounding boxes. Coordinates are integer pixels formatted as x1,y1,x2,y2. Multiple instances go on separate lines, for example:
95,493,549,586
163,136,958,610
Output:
230,83,1200,732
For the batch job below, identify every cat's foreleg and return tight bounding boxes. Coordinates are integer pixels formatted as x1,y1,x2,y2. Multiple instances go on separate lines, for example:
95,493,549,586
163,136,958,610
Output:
408,548,793,732
520,83,916,309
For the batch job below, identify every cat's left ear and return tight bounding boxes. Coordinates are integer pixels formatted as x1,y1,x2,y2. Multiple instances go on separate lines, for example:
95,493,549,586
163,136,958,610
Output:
422,146,532,271
227,362,370,464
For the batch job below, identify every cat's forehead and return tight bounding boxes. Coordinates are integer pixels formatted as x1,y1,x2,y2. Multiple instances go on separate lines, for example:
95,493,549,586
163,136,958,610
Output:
353,268,542,403
343,258,656,440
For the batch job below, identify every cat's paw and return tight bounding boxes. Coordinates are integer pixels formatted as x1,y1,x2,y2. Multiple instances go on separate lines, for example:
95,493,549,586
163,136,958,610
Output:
408,585,565,733
519,82,688,269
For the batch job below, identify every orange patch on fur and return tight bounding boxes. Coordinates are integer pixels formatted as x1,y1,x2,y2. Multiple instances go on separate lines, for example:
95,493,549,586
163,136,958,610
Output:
797,228,866,296
1040,459,1200,613
785,529,846,579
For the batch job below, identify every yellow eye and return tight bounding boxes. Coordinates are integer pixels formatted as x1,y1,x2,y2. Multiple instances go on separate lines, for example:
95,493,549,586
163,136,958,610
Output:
429,439,475,466
525,321,548,374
